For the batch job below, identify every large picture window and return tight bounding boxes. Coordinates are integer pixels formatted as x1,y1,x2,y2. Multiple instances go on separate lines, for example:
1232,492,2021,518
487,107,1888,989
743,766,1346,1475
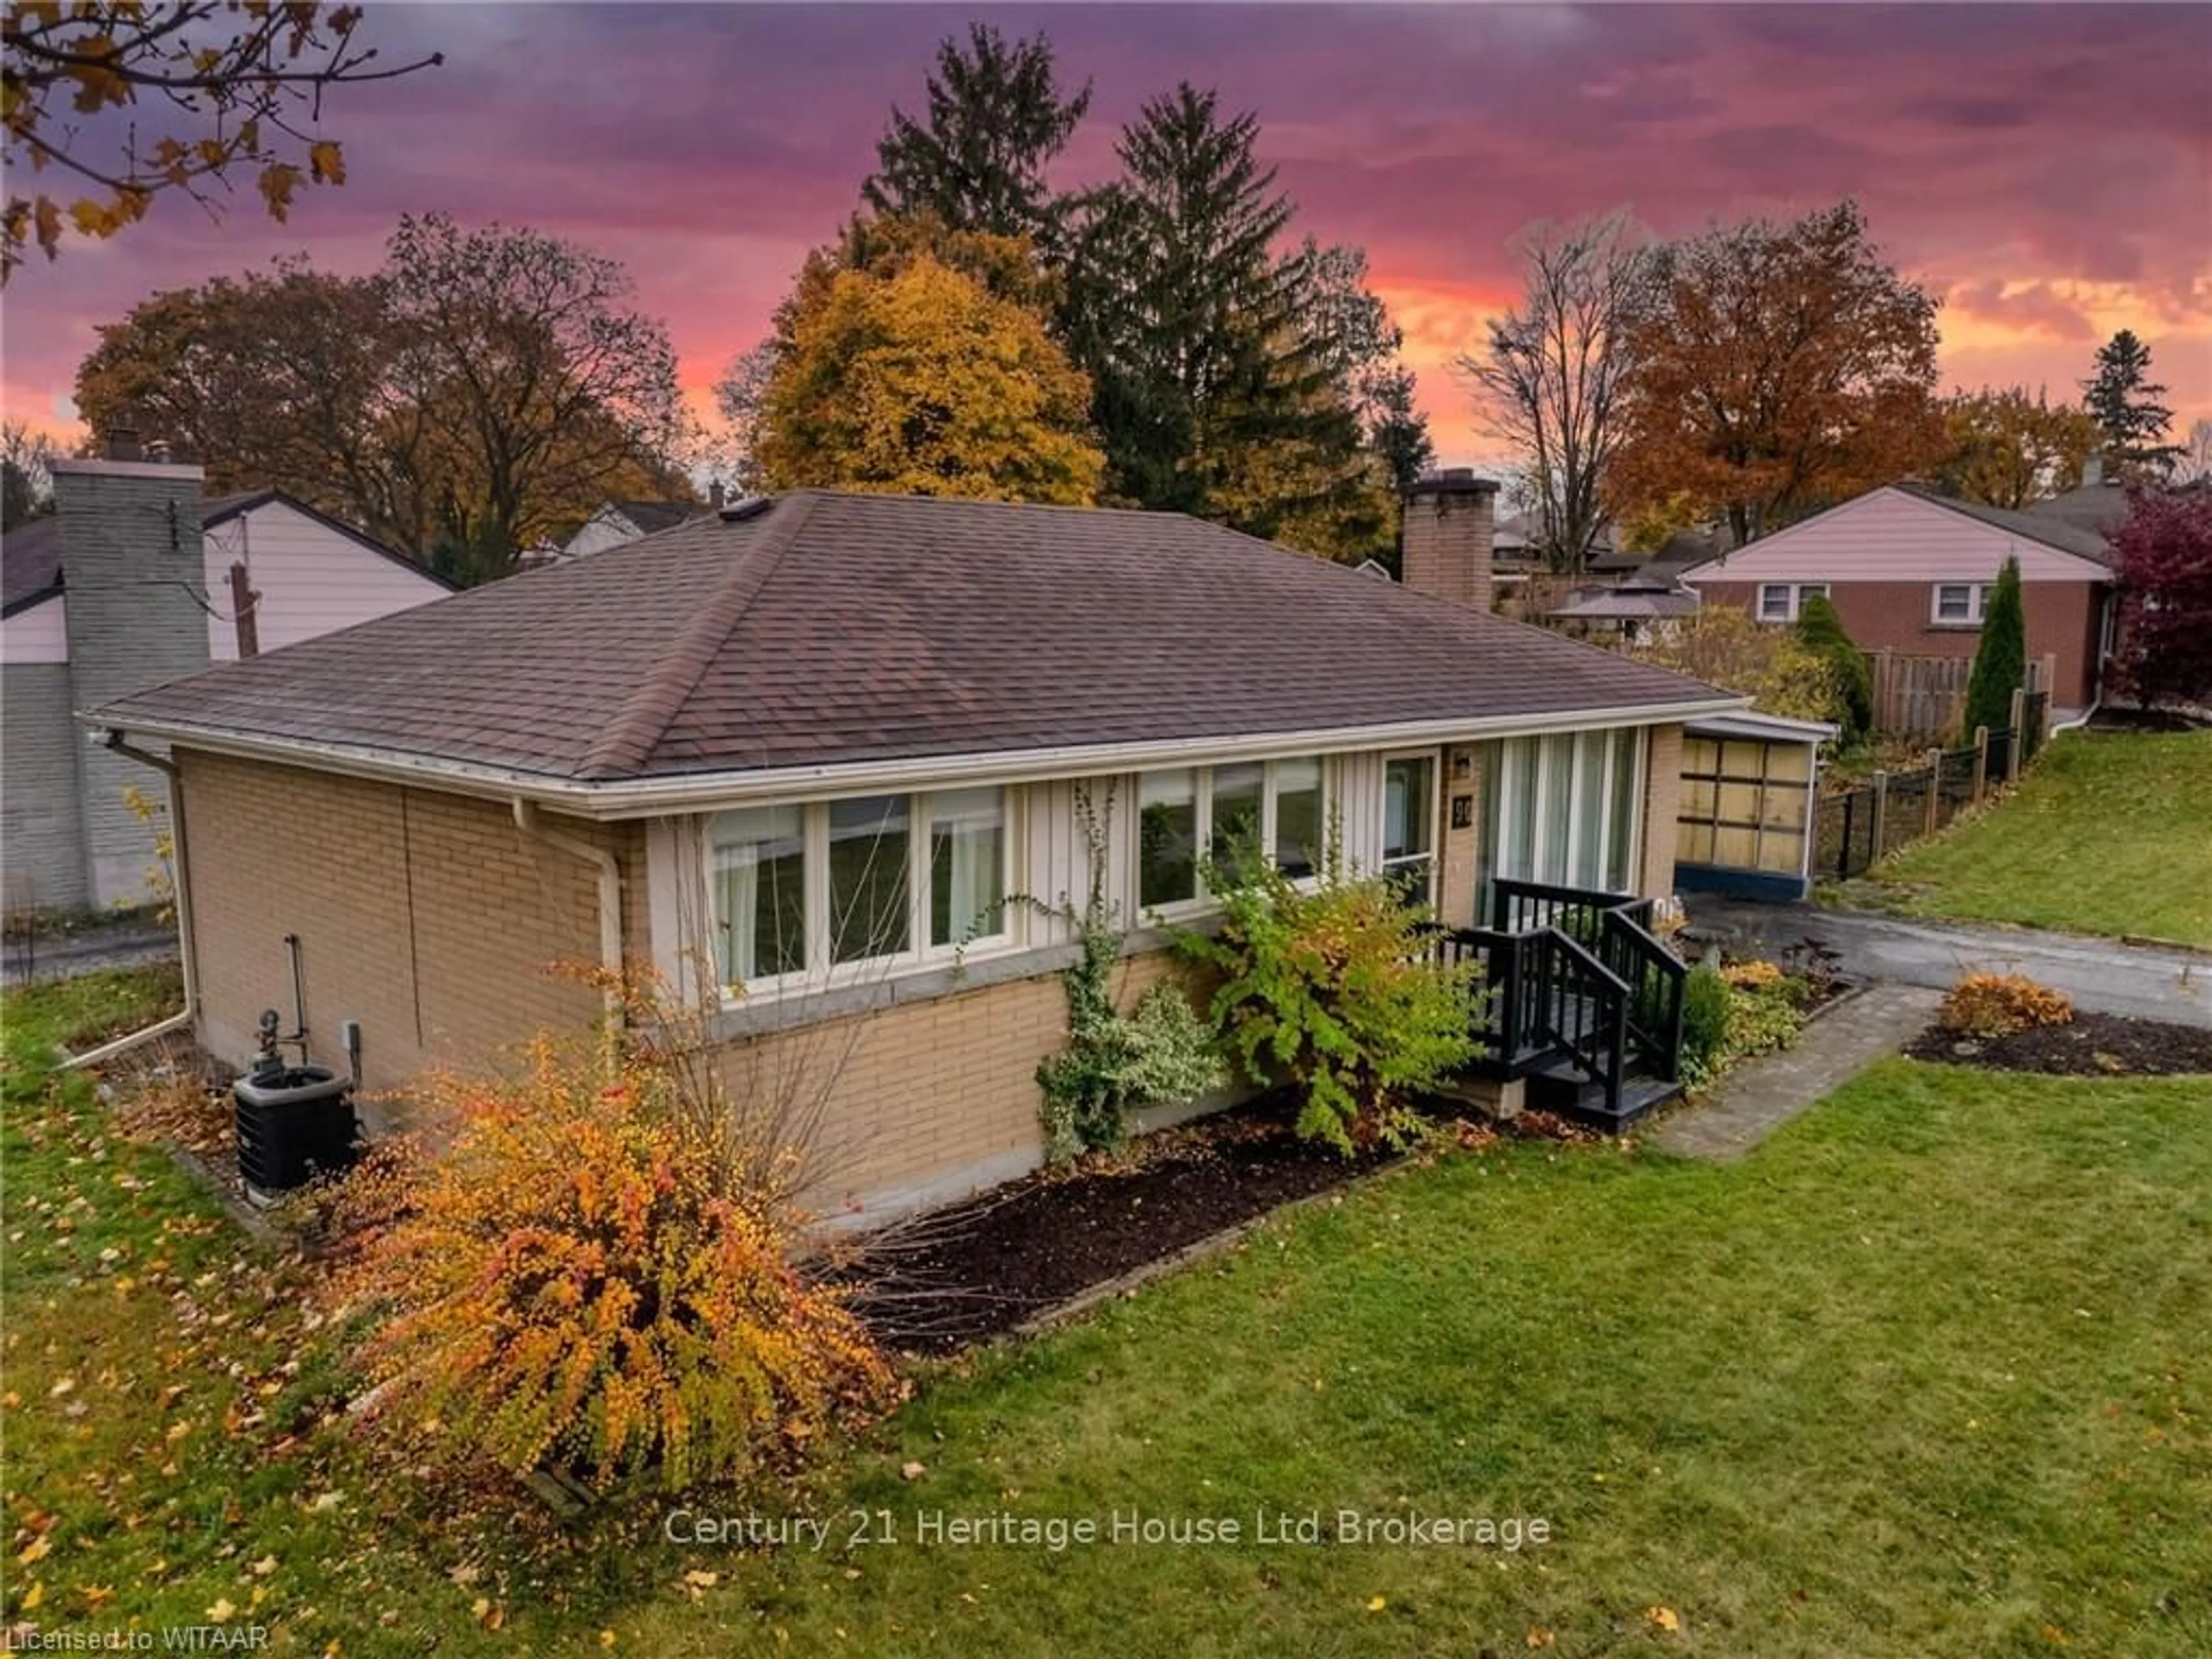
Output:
709,787,1010,990
1477,729,1644,910
1133,757,1327,911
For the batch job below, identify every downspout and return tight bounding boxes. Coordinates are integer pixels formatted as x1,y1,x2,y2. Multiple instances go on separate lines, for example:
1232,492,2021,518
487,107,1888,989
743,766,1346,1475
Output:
511,799,624,1031
62,734,198,1068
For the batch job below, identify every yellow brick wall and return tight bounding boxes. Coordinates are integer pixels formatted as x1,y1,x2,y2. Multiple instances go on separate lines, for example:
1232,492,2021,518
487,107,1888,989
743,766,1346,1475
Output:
1639,722,1684,902
176,749,644,1094
1436,744,1483,929
178,744,1200,1210
722,949,1192,1220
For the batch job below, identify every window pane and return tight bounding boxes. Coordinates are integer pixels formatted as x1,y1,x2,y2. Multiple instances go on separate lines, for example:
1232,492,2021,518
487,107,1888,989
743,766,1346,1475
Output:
1272,756,1323,878
708,805,805,982
1936,585,1970,619
1209,762,1264,874
1759,584,1790,619
1539,733,1576,885
1571,732,1609,888
1608,729,1640,891
1800,582,1828,600
828,795,910,963
929,787,1003,947
1384,756,1433,861
1138,768,1199,908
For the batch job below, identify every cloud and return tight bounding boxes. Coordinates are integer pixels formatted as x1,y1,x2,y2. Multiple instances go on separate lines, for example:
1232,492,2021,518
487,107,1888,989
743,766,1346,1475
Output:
5,0,2206,462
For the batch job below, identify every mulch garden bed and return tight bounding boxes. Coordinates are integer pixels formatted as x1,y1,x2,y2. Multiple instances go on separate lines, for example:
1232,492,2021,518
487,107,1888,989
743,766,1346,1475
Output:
1905,1010,2212,1077
840,1095,1570,1357
841,1099,1393,1355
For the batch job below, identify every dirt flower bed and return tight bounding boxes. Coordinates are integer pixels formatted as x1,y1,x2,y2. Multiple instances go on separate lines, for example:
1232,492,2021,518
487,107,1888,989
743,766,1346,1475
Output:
1906,1010,2212,1077
844,1096,1569,1355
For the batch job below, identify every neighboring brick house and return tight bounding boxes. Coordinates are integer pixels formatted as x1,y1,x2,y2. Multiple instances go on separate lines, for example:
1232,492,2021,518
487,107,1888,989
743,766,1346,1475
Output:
1,457,448,914
1679,482,2117,717
92,478,1742,1218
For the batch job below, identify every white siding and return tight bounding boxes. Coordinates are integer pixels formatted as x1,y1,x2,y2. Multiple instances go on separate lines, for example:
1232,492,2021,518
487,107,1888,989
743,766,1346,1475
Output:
1679,487,2108,586
0,592,69,665
560,511,643,560
203,502,446,661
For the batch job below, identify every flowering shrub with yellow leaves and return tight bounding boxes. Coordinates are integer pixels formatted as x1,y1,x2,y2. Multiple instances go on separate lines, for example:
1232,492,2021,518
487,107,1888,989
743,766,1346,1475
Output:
335,1022,893,1498
1938,973,2075,1040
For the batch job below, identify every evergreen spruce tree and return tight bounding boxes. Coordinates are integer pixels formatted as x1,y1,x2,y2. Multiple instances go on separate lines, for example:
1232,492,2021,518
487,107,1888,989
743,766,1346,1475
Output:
1062,84,1369,543
2081,329,2181,480
1963,558,2027,740
862,25,1092,251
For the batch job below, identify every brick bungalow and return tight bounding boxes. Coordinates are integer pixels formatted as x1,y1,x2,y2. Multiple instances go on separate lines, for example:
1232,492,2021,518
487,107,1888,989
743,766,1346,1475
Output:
89,476,1741,1218
1679,482,2118,717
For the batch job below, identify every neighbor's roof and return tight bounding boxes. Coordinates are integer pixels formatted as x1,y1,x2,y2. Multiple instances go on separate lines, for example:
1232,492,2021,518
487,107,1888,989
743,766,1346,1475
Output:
199,488,454,589
3,489,446,619
2025,480,2133,539
1889,483,2113,566
1550,588,1703,622
1,515,63,616
94,489,1738,793
608,499,703,535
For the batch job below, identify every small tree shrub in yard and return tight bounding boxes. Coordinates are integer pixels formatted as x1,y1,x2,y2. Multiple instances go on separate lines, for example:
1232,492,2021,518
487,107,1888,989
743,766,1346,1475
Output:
1939,972,2075,1040
1964,556,2027,738
2109,485,2212,710
1036,922,1224,1160
1681,958,1812,1089
332,1032,895,1499
1794,594,1873,742
1179,842,1478,1153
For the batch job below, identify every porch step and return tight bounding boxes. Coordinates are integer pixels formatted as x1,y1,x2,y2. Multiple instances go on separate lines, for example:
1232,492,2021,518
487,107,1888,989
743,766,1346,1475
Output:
1524,1065,1683,1134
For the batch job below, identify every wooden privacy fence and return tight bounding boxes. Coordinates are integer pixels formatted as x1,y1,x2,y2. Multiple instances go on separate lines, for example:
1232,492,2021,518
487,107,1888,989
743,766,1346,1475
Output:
1865,649,2057,740
1816,689,2051,881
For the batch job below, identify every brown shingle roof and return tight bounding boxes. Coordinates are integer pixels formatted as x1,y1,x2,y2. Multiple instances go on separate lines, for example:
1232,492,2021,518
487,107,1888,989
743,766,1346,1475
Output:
96,490,1732,785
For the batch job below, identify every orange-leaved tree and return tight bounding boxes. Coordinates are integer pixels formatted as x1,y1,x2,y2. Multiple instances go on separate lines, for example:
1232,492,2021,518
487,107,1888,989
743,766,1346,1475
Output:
335,1010,894,1497
1610,200,1944,546
3,2,441,281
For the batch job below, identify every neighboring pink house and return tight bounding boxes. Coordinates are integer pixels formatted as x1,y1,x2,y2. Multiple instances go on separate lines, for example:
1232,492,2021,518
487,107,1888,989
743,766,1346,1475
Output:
1680,484,2116,717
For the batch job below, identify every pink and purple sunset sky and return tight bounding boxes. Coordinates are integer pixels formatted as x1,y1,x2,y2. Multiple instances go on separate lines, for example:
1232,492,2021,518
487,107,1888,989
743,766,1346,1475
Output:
4,2,2209,469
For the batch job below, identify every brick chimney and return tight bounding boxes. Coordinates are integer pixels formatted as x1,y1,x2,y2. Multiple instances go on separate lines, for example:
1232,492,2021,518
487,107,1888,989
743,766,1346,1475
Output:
1402,468,1500,612
51,454,210,908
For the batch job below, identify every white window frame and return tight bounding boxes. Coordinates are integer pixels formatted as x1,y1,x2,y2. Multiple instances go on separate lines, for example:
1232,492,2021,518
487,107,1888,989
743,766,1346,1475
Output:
1379,749,1440,904
1484,728,1646,898
1930,582,1994,626
1130,757,1331,917
707,787,1021,1000
1759,582,1828,624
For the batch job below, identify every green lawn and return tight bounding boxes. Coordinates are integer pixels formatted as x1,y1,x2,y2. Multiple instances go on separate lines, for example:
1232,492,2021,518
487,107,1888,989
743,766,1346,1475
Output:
5,971,2209,1656
1852,729,2212,947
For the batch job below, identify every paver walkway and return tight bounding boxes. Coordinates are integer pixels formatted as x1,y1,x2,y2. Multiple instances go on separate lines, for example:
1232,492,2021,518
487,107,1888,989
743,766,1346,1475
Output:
1650,983,1942,1160
1683,899,2211,1029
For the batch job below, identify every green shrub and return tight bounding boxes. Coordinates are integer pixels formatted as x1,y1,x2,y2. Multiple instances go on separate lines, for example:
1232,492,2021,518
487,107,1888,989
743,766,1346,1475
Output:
1964,556,2027,738
1037,928,1224,1160
1723,979,1807,1062
1681,961,1732,1077
1177,839,1479,1153
1795,594,1873,741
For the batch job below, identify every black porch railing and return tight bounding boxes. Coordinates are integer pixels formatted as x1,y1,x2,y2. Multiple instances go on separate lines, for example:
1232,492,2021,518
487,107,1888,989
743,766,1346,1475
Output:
1419,878,1688,1117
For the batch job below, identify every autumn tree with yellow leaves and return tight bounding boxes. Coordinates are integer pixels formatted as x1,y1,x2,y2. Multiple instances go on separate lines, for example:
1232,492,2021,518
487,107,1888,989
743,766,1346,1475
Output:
751,247,1105,505
2,1,440,281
